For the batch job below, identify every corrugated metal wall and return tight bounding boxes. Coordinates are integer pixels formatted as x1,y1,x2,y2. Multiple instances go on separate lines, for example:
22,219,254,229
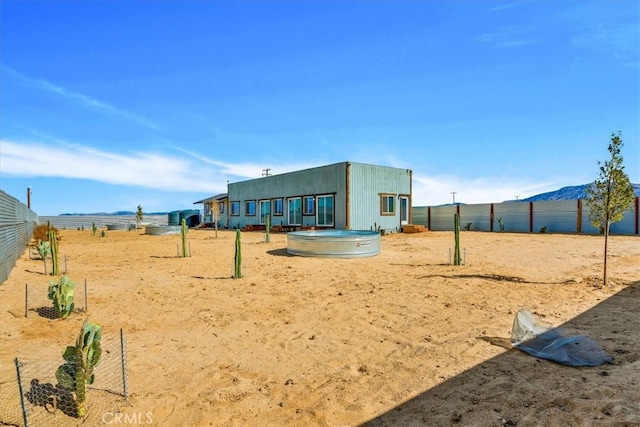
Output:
0,190,38,284
347,163,412,232
413,197,639,235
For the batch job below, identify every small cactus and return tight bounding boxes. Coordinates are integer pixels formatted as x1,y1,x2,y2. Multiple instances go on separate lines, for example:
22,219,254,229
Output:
454,213,461,266
56,319,102,417
48,275,75,319
265,214,271,243
234,230,242,279
181,218,188,257
37,239,51,275
47,223,60,276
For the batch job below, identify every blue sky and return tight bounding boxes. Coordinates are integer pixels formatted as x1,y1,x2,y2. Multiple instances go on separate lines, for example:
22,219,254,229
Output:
1,1,638,215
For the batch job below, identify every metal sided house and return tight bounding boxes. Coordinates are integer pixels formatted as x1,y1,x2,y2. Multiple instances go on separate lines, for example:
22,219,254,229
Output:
193,193,228,228
226,161,412,233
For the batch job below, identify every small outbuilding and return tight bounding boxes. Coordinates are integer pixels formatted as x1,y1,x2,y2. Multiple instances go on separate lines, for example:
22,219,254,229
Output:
195,161,412,233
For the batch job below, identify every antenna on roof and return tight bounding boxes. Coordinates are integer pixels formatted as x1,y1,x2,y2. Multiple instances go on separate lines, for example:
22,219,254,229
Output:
262,168,271,177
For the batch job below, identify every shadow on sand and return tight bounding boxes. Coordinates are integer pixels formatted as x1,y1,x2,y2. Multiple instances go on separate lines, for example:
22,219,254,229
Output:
363,282,640,426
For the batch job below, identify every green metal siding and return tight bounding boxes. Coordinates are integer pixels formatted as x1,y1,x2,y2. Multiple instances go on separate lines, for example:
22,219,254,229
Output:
227,161,411,231
348,163,412,232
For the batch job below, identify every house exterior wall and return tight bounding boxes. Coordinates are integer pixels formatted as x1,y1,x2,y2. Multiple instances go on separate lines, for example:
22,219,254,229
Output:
226,162,412,231
347,162,412,232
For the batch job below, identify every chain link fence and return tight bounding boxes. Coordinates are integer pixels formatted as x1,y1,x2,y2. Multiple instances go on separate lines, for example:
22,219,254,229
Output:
24,280,88,319
2,331,128,427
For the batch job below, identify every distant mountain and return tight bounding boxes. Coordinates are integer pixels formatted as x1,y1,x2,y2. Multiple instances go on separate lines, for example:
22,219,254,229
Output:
514,183,640,202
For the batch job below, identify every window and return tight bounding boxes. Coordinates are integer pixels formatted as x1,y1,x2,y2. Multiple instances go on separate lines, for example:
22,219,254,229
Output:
288,198,302,225
381,194,396,215
245,200,256,216
230,201,240,216
303,196,315,215
273,198,283,216
218,203,224,214
259,200,270,224
316,194,334,226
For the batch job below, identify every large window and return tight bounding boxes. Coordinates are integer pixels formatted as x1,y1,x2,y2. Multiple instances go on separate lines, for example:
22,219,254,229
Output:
303,196,315,215
273,198,283,216
380,194,396,215
259,200,270,224
288,198,302,225
245,200,256,216
316,194,334,226
230,201,240,216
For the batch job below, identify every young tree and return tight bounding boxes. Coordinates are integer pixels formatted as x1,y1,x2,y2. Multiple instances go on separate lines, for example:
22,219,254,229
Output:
211,200,220,238
136,205,144,229
585,131,635,287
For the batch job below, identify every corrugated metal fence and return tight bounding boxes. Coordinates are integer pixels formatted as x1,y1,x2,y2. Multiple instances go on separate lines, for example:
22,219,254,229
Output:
412,197,640,235
0,190,38,285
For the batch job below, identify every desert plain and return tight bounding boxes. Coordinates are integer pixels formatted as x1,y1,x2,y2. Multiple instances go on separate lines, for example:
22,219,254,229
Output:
0,227,638,426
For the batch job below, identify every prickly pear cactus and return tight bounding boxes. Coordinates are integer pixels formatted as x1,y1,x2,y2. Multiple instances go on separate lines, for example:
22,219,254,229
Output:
56,319,102,417
37,239,51,275
48,276,76,319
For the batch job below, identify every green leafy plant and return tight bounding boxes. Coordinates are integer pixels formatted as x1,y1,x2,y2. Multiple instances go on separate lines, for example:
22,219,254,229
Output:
234,229,242,279
92,222,97,236
48,276,75,319
585,131,635,287
540,226,548,233
464,222,472,231
37,239,51,275
100,230,106,238
56,319,102,418
497,217,505,232
453,213,461,266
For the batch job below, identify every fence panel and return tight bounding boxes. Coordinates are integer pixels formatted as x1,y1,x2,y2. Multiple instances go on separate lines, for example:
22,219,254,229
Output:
0,190,38,285
459,204,492,231
413,197,639,235
532,200,578,233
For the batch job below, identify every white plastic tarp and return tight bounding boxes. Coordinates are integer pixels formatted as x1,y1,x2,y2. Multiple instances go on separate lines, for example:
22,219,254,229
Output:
511,308,613,367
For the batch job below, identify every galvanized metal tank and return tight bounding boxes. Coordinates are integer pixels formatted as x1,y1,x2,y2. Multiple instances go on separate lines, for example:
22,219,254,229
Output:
287,230,381,258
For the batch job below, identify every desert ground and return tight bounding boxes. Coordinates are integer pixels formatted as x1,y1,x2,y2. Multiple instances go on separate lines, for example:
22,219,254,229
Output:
0,227,638,426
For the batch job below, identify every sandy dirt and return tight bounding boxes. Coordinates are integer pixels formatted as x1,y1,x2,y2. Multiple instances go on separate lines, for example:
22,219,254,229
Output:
0,228,638,426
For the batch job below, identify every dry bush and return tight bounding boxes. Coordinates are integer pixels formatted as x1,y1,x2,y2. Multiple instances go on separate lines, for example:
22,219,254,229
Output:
32,224,59,242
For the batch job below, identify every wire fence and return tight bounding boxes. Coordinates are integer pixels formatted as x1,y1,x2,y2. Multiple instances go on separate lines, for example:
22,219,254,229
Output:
24,280,88,319
2,330,128,427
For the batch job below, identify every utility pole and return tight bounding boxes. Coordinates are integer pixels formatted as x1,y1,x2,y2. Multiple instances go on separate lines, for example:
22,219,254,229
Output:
450,192,457,204
262,168,271,177
27,187,31,209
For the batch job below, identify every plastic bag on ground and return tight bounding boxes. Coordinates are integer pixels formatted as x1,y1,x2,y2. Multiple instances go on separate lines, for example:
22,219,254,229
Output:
511,308,613,367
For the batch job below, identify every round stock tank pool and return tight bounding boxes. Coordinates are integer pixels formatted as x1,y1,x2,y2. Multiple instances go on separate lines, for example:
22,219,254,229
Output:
286,230,381,258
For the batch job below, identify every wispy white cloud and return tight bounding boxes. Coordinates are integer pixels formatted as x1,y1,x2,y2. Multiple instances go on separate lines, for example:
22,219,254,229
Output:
6,68,162,130
474,26,543,48
1,139,567,207
489,1,534,12
1,139,217,192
